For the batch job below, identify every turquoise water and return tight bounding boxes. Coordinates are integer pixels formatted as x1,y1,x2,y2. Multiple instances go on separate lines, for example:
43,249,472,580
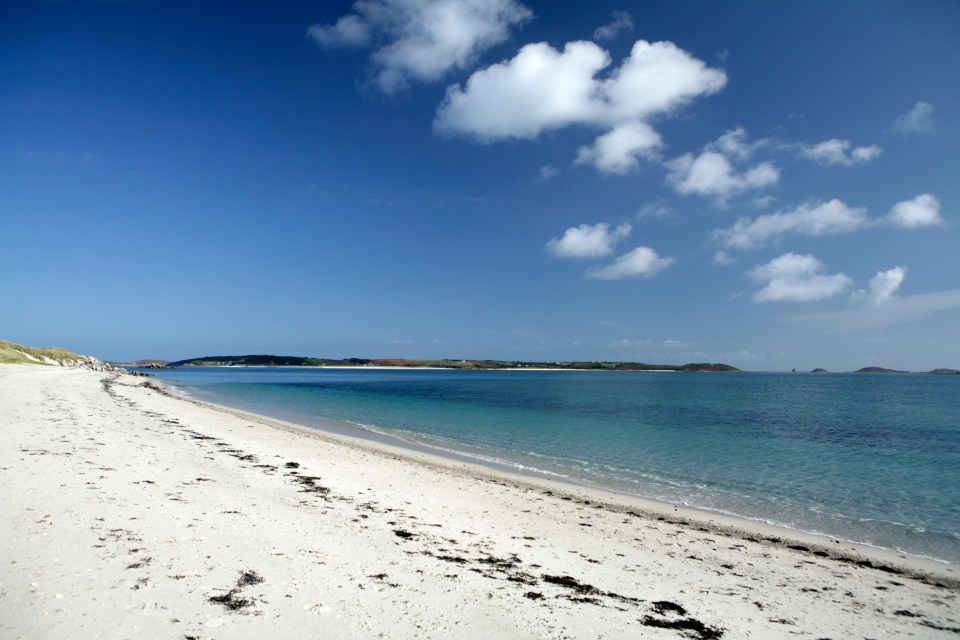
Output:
147,367,960,563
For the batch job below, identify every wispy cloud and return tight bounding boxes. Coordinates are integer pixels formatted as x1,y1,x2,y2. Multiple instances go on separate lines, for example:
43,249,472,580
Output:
587,246,675,280
798,138,882,166
612,338,696,348
784,289,960,333
593,10,634,41
708,127,770,159
714,194,945,251
635,199,673,220
538,164,559,181
893,101,934,136
714,199,868,250
308,0,533,93
712,250,735,266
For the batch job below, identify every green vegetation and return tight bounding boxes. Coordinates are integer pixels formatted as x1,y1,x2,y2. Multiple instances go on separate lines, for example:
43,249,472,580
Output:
166,354,739,372
0,339,82,365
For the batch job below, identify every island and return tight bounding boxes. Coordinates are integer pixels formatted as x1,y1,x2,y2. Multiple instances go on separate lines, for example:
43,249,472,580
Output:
165,354,740,372
853,367,909,374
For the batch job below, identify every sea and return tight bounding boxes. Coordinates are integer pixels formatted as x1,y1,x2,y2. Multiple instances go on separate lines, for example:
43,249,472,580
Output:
143,366,960,564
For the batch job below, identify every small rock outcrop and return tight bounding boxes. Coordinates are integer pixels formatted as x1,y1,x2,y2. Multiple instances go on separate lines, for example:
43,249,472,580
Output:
60,354,127,373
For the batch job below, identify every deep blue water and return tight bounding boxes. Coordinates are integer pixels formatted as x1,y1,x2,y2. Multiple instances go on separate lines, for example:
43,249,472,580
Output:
146,367,960,563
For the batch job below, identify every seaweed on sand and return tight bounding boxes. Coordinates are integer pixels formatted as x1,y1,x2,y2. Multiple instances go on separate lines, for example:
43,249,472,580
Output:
640,615,724,639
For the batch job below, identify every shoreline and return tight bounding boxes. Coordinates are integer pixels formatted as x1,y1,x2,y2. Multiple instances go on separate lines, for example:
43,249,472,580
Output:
3,364,958,639
153,375,956,581
157,373,957,571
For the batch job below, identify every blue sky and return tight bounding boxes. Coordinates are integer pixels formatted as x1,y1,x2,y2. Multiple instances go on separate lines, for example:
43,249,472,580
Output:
2,1,958,370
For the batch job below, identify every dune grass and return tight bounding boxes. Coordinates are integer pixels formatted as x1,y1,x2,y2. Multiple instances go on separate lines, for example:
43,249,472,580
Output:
0,339,81,365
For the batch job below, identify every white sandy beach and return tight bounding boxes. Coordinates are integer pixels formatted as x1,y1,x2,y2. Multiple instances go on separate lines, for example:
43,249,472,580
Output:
1,364,958,639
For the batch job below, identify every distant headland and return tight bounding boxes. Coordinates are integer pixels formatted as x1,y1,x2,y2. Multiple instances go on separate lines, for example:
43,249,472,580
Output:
163,354,740,372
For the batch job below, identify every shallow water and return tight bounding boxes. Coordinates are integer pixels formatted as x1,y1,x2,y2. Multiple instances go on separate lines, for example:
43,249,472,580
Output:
148,367,960,563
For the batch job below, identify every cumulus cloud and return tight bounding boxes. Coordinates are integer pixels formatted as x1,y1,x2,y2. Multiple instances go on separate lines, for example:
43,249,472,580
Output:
594,10,634,41
747,253,853,303
799,139,882,166
434,38,726,171
587,246,675,279
575,121,661,174
851,266,907,305
546,222,631,259
661,128,779,203
893,101,934,136
884,194,944,228
436,40,609,139
714,199,869,250
665,151,779,202
307,0,532,93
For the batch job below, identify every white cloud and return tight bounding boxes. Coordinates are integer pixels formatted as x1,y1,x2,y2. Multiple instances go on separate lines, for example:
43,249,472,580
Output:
307,0,533,93
666,151,779,202
884,194,944,228
799,139,882,166
747,253,853,303
546,222,631,259
587,246,675,279
435,40,610,139
575,121,661,174
893,101,934,136
851,266,907,305
662,128,779,203
708,127,768,159
434,38,726,170
714,199,869,249
785,289,960,333
601,40,728,122
594,10,633,41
